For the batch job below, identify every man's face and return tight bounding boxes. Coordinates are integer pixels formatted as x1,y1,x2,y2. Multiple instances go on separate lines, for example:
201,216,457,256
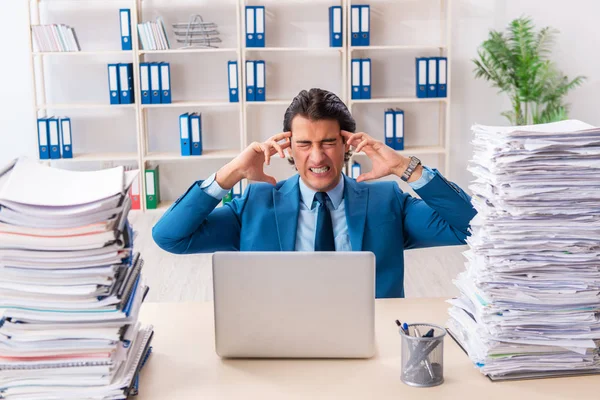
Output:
290,116,348,192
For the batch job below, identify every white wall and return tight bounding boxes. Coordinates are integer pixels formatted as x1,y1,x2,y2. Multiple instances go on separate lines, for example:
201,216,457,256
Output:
1,0,599,191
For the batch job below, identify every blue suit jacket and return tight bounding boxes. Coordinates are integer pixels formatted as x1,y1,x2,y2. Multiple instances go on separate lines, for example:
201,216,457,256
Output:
152,170,477,298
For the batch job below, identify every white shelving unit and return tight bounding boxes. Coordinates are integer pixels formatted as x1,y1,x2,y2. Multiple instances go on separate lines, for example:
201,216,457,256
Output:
27,0,451,212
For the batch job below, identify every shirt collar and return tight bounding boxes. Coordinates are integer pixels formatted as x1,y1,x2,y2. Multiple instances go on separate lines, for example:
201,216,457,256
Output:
298,174,345,210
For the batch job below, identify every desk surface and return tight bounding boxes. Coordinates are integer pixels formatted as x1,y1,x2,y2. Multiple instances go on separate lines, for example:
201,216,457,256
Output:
137,298,598,399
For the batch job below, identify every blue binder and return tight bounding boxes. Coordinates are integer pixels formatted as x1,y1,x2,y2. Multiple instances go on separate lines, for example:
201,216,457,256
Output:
416,58,428,98
350,5,360,46
119,9,132,51
245,6,255,47
37,118,50,160
160,62,171,103
150,63,161,104
351,59,361,100
227,61,239,102
427,57,437,98
255,60,266,101
232,181,243,199
394,109,404,151
246,60,255,101
60,117,73,158
437,57,447,97
190,113,202,156
119,63,134,104
361,58,371,99
255,6,265,47
351,162,361,179
329,6,342,47
108,64,120,104
384,109,394,148
47,117,61,159
139,63,151,104
179,113,191,156
360,5,370,46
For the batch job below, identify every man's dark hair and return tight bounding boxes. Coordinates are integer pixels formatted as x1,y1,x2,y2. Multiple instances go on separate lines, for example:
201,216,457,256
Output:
283,88,355,165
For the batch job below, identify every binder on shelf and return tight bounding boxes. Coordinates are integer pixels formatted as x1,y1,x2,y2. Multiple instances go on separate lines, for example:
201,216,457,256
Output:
255,6,265,47
119,9,132,51
416,58,428,98
329,6,342,47
351,59,361,100
119,63,134,104
232,181,242,199
60,117,72,158
427,57,437,98
384,109,394,148
255,60,266,102
150,63,161,104
108,64,120,104
37,118,50,160
47,117,61,159
190,113,202,156
145,165,160,210
130,173,140,210
351,5,360,46
222,190,233,204
437,57,448,97
139,63,151,104
179,113,191,156
246,60,255,101
394,108,404,151
361,58,371,99
351,162,361,179
227,61,239,103
245,6,255,47
160,62,171,103
360,5,370,46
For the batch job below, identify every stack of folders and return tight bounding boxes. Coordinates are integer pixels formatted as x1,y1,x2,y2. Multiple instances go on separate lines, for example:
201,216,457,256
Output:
222,181,243,205
416,57,448,98
107,63,135,105
351,58,371,100
144,165,161,210
139,62,172,104
179,113,203,157
384,109,404,151
31,24,81,52
350,4,370,46
350,162,361,180
245,6,265,47
137,17,170,50
37,117,73,160
0,158,153,399
447,120,600,381
245,60,266,102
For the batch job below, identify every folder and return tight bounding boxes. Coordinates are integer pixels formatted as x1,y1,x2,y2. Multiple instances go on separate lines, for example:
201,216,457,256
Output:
119,9,132,51
60,117,72,158
351,162,361,179
360,5,370,46
139,63,151,104
227,61,239,102
246,60,255,101
190,113,202,156
37,118,50,160
245,6,255,47
255,6,265,47
427,57,437,97
108,64,120,104
119,63,134,104
255,60,266,101
145,166,160,209
160,62,171,103
437,57,447,97
222,190,233,204
416,58,428,98
351,59,361,100
394,109,404,151
384,109,394,148
329,6,342,47
361,58,371,99
179,113,191,156
47,117,61,159
150,63,161,104
130,173,140,210
351,5,360,46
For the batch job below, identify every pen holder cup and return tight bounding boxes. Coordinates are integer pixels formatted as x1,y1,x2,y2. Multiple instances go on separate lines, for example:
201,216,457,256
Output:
399,323,446,387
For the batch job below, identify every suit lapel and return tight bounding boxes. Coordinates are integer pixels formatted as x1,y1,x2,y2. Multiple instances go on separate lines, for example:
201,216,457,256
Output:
344,176,368,251
273,175,300,251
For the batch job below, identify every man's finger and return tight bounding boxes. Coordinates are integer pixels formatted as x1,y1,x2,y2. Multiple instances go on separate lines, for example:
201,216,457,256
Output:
270,131,292,142
355,139,369,153
271,141,285,158
340,130,353,139
356,171,378,183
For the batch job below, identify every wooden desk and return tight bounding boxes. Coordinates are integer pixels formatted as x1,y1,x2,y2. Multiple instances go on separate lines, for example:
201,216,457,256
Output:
137,298,598,399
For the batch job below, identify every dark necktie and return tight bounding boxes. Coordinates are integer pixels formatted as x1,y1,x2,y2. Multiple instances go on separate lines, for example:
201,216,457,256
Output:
314,192,335,251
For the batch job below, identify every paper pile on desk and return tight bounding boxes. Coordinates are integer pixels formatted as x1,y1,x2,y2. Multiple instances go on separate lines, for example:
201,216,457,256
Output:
447,120,600,380
0,158,153,399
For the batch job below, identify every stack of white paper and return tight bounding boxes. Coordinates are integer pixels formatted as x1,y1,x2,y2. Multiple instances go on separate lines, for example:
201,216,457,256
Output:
0,158,153,399
448,120,600,380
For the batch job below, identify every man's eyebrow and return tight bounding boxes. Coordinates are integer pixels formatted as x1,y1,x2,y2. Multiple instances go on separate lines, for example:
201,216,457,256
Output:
294,138,338,144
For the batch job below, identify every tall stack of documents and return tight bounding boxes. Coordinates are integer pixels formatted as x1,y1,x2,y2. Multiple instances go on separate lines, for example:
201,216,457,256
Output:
447,120,600,380
0,158,153,399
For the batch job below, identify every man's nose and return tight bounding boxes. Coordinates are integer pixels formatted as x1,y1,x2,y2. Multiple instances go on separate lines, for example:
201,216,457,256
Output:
309,146,327,163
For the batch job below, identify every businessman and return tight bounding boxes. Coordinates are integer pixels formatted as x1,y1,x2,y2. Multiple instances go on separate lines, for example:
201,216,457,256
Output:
152,88,477,298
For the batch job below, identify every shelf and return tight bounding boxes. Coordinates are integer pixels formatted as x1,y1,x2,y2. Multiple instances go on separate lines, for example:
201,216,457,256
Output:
141,101,239,109
350,97,448,105
144,150,239,161
48,153,139,162
140,48,238,55
246,100,291,106
33,50,133,57
37,103,135,110
352,146,447,157
245,47,343,53
350,45,446,52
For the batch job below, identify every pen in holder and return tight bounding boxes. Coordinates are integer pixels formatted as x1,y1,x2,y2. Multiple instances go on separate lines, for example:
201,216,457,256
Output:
399,323,446,387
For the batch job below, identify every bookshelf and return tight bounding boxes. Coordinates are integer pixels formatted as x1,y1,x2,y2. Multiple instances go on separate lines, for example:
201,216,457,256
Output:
27,0,452,212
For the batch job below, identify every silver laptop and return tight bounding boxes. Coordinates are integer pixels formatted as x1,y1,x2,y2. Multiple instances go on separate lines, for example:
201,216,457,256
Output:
212,251,376,359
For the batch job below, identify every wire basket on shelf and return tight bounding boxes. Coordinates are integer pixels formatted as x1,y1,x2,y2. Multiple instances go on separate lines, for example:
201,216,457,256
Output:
172,14,222,49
